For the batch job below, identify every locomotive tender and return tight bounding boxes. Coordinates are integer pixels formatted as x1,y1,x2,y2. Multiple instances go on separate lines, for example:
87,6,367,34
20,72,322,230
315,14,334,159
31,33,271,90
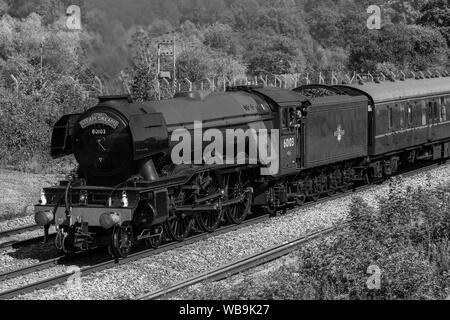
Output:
35,76,450,257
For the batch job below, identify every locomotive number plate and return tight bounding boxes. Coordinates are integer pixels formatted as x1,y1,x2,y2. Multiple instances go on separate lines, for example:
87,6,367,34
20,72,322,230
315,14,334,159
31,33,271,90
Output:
92,129,107,135
283,137,295,148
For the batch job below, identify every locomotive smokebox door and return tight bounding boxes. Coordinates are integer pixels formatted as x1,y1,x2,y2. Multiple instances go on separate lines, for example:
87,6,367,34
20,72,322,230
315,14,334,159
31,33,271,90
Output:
303,95,369,168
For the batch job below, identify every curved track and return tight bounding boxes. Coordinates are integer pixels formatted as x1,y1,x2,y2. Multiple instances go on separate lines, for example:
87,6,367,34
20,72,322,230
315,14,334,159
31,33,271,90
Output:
139,163,448,300
0,215,268,300
0,161,446,300
138,225,339,300
0,225,55,250
0,225,40,239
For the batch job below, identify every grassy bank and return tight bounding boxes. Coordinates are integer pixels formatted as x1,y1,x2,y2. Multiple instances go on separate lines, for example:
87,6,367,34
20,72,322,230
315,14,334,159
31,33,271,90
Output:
0,169,63,222
179,177,450,300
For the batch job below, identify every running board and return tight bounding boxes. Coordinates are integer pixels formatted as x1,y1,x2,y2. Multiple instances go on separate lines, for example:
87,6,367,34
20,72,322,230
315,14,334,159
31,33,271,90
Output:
174,197,242,212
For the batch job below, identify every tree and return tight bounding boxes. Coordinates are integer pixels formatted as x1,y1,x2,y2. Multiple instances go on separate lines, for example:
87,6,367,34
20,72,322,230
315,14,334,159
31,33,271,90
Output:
6,0,67,24
176,47,246,81
86,0,180,29
147,19,174,38
305,0,344,48
224,0,261,32
381,0,428,24
334,2,368,50
408,25,448,70
349,23,448,72
226,0,309,40
0,0,9,15
82,7,131,79
243,32,306,75
203,23,238,55
417,0,450,48
177,0,227,25
176,50,210,82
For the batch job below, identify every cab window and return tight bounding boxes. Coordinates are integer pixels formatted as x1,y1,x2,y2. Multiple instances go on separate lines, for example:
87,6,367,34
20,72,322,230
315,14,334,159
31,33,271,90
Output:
281,108,289,129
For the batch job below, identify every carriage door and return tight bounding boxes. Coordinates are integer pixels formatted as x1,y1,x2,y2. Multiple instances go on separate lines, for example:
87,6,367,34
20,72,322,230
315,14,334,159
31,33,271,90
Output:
280,107,300,170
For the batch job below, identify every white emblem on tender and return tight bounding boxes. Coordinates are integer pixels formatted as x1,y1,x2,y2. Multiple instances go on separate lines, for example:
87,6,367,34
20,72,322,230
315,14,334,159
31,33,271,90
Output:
334,125,345,142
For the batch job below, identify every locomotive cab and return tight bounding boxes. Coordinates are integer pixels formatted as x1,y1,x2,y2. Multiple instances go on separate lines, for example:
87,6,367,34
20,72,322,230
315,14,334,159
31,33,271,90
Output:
279,105,305,170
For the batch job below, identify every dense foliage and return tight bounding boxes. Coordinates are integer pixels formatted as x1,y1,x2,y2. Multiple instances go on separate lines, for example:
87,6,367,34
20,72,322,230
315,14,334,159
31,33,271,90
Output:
183,177,450,300
0,0,449,170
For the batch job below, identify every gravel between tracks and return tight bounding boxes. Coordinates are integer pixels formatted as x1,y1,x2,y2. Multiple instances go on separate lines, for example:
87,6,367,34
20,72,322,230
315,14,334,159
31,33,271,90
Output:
170,237,329,300
6,163,450,300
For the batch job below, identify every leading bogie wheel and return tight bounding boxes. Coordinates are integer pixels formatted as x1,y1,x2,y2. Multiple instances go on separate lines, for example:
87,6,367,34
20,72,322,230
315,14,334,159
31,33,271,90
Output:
111,223,134,258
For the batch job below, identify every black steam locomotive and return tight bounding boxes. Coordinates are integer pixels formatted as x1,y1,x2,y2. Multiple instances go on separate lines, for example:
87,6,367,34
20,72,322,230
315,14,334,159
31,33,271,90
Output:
35,76,450,257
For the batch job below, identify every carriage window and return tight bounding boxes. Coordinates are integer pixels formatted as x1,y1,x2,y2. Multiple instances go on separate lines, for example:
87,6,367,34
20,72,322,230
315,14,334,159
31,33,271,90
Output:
434,102,439,122
399,104,405,128
422,103,427,125
428,102,433,123
441,104,447,121
388,106,393,129
407,104,413,125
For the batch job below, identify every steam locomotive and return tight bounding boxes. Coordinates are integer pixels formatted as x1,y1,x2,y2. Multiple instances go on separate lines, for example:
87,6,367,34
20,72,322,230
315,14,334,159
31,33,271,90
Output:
35,76,450,258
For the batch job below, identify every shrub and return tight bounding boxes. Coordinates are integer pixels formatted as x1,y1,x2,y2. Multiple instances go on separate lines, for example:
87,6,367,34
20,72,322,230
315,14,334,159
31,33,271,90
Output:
181,179,450,300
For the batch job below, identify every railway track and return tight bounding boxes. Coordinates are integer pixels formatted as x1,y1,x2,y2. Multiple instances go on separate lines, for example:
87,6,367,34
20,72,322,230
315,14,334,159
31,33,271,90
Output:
0,161,445,300
0,225,42,250
0,225,40,239
138,225,339,300
0,247,105,283
139,163,448,300
0,225,56,250
0,215,269,300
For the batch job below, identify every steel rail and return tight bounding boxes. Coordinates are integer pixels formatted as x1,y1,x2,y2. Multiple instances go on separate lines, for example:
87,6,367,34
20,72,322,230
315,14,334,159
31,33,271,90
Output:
0,182,360,293
138,225,339,300
0,225,41,239
0,160,445,300
0,215,269,300
0,234,57,251
0,248,100,283
0,225,52,250
137,161,445,300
